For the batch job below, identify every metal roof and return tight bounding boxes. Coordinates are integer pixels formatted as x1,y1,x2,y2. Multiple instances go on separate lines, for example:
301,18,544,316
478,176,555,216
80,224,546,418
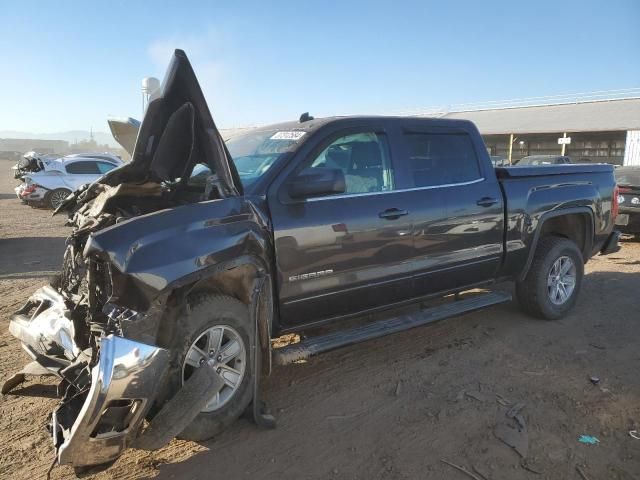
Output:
440,98,640,135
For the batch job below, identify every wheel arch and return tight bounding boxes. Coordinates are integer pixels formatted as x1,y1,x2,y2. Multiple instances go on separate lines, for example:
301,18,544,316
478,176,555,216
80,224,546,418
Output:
161,255,275,376
519,207,594,281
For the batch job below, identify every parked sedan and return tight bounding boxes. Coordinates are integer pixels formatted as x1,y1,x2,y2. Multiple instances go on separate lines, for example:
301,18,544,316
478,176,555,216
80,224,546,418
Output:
16,154,123,208
615,166,640,236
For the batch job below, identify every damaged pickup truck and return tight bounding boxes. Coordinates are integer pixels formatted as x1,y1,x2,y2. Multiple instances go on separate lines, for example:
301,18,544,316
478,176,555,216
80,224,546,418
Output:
4,49,621,471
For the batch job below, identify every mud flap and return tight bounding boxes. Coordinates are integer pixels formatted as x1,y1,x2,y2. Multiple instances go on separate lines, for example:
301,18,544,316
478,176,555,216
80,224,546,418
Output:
134,362,225,451
250,274,276,429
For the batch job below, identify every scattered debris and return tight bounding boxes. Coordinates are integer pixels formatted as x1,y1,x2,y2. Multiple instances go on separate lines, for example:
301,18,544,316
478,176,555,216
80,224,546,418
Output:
520,459,543,474
575,465,591,480
394,381,401,397
471,465,490,480
465,390,489,402
589,376,600,385
440,459,485,480
326,412,361,420
495,393,511,406
494,400,529,458
494,419,528,458
520,458,542,475
629,430,640,440
578,435,600,445
1,361,55,394
588,343,606,350
506,402,526,418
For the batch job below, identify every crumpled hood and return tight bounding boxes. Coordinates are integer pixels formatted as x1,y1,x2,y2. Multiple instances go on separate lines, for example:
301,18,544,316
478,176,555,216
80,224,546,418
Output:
59,50,241,215
85,196,269,309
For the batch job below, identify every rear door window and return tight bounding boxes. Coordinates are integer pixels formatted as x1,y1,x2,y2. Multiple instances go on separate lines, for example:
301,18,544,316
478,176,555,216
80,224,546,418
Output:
65,161,101,174
403,132,481,187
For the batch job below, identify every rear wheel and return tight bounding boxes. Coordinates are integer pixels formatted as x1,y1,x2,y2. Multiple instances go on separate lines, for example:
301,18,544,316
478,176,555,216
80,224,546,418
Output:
516,236,584,320
46,188,71,209
155,294,253,441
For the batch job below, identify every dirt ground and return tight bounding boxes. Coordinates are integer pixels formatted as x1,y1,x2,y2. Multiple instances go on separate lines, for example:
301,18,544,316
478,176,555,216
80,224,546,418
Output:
1,156,639,480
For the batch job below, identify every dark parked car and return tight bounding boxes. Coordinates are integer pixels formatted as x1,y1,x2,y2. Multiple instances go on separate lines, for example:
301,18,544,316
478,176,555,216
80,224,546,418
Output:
4,50,621,471
615,166,640,236
516,154,572,166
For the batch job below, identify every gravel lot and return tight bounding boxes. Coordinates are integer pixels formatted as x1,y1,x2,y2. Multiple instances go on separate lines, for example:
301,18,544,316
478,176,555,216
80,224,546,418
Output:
1,157,639,480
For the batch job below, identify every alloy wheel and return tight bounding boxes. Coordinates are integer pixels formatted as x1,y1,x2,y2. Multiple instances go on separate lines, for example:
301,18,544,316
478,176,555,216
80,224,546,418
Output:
547,255,576,305
181,325,247,412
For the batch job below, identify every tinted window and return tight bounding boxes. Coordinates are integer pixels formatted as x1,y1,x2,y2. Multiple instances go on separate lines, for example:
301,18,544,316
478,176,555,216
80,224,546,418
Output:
65,161,100,174
307,132,394,194
404,133,481,187
96,162,117,174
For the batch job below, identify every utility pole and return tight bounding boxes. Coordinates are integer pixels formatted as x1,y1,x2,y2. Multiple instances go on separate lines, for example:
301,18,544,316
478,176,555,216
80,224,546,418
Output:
560,132,567,156
508,134,514,164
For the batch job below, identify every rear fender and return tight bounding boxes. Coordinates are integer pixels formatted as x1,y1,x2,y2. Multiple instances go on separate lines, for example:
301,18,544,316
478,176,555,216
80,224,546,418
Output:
518,207,594,281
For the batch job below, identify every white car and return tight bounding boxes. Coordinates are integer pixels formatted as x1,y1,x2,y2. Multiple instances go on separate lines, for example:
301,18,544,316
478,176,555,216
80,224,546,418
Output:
15,154,123,208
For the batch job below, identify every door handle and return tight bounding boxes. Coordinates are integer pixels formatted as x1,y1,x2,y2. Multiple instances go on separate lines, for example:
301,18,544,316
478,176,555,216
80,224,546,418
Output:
476,197,498,207
379,208,409,220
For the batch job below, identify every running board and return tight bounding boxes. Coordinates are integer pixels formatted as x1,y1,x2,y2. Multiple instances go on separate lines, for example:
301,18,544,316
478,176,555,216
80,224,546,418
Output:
273,291,511,366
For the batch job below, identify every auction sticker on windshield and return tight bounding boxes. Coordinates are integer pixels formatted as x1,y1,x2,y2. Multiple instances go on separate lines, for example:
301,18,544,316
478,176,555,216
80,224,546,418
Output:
270,131,306,140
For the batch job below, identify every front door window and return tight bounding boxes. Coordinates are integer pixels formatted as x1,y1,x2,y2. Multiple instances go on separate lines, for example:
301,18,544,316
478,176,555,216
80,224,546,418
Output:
308,132,394,195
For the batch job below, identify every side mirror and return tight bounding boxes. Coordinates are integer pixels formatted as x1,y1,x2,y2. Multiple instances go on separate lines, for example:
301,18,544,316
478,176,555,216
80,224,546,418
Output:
288,167,346,199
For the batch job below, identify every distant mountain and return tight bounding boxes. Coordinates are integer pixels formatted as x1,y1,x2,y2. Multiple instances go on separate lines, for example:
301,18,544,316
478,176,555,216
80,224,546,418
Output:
0,130,119,147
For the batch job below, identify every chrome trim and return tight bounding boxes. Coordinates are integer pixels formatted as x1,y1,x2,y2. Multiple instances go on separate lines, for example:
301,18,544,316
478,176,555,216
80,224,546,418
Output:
305,177,485,202
55,336,169,467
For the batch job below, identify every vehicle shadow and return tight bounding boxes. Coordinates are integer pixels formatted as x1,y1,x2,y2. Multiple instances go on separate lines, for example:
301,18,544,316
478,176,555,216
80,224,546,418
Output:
5,383,58,399
0,237,66,277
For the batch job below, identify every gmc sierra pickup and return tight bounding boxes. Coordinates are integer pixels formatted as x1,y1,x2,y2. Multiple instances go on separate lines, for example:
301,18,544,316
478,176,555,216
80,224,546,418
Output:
4,50,621,471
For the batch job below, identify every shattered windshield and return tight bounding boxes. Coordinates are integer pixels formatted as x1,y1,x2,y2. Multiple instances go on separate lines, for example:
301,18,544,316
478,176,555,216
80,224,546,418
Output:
191,128,305,188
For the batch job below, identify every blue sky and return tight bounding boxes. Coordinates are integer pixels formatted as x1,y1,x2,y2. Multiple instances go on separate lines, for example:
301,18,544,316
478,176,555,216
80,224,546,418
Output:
1,0,639,133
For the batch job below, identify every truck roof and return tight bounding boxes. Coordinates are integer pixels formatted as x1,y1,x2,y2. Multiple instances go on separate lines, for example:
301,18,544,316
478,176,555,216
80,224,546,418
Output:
242,115,476,136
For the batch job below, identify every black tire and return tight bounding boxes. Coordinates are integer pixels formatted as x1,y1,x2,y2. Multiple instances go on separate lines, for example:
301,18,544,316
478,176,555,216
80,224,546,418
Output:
515,236,584,320
45,188,72,209
156,293,253,441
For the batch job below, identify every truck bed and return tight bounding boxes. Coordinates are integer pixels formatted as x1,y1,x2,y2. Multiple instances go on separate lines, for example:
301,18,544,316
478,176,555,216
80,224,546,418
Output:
495,163,614,178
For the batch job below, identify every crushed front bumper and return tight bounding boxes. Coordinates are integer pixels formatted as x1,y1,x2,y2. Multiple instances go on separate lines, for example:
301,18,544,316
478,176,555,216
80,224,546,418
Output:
7,286,169,468
53,335,169,467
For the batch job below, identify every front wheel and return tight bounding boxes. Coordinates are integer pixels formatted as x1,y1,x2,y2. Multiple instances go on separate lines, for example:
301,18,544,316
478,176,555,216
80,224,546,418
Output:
516,236,584,320
154,294,254,441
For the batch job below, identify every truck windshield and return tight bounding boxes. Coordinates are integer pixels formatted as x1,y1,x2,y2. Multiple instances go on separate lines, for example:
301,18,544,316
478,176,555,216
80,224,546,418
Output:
227,128,305,187
189,128,305,188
